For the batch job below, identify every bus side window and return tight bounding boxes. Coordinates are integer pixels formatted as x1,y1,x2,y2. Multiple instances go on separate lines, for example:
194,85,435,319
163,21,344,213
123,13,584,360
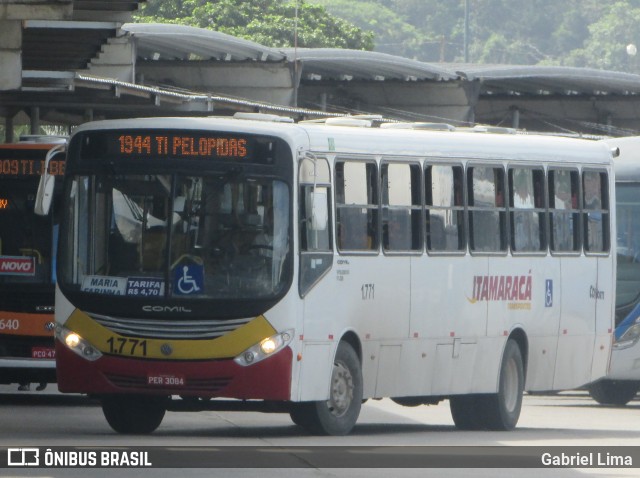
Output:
425,164,465,252
335,160,379,253
382,162,422,252
509,167,546,253
583,170,610,253
468,165,507,253
549,169,581,253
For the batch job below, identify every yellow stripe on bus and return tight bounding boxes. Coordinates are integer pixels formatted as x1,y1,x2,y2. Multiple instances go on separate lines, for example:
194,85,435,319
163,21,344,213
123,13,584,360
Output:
64,310,277,360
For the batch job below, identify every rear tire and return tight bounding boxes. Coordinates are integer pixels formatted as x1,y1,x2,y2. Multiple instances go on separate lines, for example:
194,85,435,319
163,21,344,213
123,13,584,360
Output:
450,339,524,431
102,395,166,434
289,341,362,435
480,339,524,430
449,394,486,430
588,380,640,406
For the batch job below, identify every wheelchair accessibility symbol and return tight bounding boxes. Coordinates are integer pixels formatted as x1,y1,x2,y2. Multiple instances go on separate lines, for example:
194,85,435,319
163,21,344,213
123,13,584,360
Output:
173,263,204,295
545,279,553,307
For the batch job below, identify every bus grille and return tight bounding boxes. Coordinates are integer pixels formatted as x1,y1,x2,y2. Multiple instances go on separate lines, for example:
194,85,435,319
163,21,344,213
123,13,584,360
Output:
105,373,232,392
88,314,252,340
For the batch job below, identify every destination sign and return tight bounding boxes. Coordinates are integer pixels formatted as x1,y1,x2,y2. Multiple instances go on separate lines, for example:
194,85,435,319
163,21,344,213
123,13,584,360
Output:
0,159,65,177
79,130,278,165
118,134,248,158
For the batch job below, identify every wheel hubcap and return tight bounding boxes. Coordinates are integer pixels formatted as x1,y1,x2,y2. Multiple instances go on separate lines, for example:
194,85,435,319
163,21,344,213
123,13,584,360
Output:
503,357,519,412
327,361,353,417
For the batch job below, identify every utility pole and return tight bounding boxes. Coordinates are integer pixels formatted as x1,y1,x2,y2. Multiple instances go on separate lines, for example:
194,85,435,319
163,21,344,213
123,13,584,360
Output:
464,0,470,63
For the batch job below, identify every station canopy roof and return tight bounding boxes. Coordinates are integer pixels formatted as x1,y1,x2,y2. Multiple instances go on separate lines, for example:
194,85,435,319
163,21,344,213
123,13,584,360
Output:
457,64,640,95
123,23,286,62
123,23,640,96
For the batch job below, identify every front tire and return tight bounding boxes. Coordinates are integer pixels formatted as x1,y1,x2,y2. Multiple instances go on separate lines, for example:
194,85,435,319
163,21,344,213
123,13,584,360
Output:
101,395,166,434
588,380,640,406
289,341,362,435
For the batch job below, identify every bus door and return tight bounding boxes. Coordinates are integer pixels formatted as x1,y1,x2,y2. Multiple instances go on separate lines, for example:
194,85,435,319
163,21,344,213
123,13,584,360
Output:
552,169,611,389
587,171,614,382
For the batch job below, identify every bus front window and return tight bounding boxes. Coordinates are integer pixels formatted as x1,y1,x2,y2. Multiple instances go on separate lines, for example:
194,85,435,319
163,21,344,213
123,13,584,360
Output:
61,173,290,300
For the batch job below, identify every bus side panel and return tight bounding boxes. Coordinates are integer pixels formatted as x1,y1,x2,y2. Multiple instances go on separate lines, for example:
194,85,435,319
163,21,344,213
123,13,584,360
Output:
296,342,333,401
298,255,411,401
553,257,598,389
487,256,560,391
410,255,491,395
591,255,615,382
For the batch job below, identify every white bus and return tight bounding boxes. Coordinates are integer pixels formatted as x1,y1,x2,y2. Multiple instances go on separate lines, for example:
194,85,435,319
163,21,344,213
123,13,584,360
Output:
46,115,615,435
586,136,640,405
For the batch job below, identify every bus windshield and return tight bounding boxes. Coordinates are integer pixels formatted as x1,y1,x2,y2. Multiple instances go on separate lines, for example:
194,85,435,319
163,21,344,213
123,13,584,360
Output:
616,182,640,320
59,172,290,300
0,174,57,285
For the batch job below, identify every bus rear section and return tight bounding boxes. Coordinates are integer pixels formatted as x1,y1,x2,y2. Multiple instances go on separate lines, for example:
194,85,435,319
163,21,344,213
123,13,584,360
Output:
586,137,640,405
0,140,65,390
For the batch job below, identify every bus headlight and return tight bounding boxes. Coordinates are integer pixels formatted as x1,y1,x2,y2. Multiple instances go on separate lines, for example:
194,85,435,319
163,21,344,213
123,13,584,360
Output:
234,329,294,367
614,318,640,350
55,325,102,361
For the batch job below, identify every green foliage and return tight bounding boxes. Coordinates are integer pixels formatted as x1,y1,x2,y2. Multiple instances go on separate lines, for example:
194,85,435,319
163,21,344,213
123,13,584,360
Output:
563,2,640,71
136,0,640,70
135,0,373,50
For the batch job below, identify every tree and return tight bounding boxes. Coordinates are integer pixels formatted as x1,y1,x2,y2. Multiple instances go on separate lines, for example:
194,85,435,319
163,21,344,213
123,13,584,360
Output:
311,0,429,60
135,0,374,50
564,1,640,72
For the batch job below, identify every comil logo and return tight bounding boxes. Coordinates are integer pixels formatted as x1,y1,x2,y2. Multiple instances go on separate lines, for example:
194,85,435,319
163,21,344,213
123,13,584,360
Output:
8,448,39,466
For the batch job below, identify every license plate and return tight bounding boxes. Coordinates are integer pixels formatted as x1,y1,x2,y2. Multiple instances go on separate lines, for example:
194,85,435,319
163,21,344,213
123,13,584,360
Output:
147,374,185,387
31,347,56,359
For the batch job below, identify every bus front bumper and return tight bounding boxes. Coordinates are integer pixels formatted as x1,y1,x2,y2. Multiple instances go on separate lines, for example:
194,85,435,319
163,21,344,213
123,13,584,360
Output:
55,340,293,400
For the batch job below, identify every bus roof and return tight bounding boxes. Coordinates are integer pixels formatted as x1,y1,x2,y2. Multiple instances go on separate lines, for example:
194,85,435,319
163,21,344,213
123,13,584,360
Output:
72,116,613,166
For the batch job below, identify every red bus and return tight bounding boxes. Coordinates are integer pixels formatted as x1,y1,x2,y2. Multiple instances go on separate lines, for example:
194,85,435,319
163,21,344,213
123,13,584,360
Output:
0,138,65,390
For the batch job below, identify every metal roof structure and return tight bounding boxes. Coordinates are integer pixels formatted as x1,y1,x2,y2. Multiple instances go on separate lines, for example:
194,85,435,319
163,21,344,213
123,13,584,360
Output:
123,23,640,94
281,48,459,82
6,12,640,139
124,23,286,62
459,65,640,96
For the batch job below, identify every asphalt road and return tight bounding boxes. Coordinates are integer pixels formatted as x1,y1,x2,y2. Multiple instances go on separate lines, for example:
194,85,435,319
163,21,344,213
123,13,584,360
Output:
0,385,638,478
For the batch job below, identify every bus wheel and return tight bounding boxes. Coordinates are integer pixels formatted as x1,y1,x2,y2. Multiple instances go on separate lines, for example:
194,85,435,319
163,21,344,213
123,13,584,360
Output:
450,339,524,431
588,380,640,406
101,395,166,434
449,394,485,430
481,339,524,430
290,341,362,436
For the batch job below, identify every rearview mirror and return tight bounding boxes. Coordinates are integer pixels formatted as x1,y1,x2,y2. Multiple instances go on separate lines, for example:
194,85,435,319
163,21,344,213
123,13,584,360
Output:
35,144,65,216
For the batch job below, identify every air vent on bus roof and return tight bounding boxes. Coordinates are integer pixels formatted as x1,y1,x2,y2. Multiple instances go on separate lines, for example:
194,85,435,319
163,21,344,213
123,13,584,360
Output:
379,122,456,131
468,125,518,134
323,117,372,127
232,112,294,123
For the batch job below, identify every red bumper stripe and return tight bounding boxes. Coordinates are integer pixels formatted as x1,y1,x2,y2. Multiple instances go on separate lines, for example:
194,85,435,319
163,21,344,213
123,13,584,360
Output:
56,341,292,400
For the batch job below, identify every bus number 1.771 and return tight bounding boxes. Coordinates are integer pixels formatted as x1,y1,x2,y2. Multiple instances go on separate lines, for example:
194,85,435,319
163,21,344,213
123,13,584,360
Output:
361,283,375,300
106,336,148,356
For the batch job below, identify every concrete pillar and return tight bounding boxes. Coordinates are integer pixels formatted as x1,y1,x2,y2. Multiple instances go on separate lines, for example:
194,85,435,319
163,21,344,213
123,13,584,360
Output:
0,21,22,91
4,114,15,143
511,106,520,129
319,92,327,112
30,106,41,135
